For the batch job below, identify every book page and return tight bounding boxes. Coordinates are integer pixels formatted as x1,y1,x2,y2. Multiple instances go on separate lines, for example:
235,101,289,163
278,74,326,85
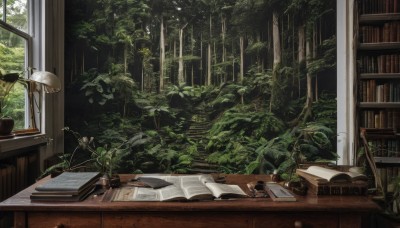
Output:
132,187,160,201
345,171,367,182
158,185,186,201
180,175,213,200
304,166,351,183
205,183,247,198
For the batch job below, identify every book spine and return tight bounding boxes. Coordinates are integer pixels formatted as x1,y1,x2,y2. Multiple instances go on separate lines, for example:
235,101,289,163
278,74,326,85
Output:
303,180,368,196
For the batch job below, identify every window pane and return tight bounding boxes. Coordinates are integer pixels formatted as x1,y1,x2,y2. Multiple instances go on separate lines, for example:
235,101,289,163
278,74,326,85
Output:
0,25,26,130
0,0,28,33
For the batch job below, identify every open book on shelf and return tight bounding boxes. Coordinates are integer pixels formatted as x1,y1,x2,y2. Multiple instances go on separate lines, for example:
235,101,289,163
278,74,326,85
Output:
112,174,248,201
296,166,367,184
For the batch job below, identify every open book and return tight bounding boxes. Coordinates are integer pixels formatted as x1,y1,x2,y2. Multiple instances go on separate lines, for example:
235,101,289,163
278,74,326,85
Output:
296,166,367,184
113,174,248,201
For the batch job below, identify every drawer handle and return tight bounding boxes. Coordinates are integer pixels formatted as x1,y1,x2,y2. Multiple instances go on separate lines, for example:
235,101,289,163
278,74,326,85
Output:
294,220,303,228
53,224,64,228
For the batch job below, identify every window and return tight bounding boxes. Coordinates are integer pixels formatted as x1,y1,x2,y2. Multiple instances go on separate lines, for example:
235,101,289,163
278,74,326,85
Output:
0,0,31,130
0,0,63,154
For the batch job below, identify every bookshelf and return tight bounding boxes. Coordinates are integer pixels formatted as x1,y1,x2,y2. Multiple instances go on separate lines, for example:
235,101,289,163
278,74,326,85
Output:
356,0,400,200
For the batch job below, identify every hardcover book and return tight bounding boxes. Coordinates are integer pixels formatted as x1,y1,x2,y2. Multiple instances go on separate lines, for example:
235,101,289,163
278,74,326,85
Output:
296,166,367,184
35,172,101,193
296,166,368,196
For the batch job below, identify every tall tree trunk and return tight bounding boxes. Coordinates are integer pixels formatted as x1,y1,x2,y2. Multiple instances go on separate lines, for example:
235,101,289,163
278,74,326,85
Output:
207,43,211,85
178,26,185,84
222,16,227,82
141,60,144,92
191,26,194,86
272,11,281,67
298,24,306,98
174,40,177,84
159,16,165,91
232,40,235,82
313,23,318,102
214,41,219,85
270,11,281,112
124,44,128,74
305,36,313,115
200,33,204,85
239,36,244,83
207,15,212,86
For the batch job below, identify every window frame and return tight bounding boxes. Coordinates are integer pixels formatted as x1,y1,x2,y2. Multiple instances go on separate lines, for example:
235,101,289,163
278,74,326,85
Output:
0,0,33,131
336,0,356,166
0,0,65,164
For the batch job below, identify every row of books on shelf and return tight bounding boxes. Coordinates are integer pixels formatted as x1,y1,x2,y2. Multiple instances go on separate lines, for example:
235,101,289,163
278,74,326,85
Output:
367,138,400,157
361,110,400,129
360,22,400,44
378,167,400,193
360,80,400,102
358,54,400,74
359,0,400,14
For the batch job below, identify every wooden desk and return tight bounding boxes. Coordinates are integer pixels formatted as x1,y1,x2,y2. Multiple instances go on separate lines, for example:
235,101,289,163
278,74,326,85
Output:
0,174,380,228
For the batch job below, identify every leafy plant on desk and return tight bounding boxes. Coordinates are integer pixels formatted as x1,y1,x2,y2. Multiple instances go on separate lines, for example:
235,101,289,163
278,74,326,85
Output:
41,127,140,178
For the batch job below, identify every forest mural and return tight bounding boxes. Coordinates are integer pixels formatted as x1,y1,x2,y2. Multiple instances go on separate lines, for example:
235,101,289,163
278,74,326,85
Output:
64,0,337,178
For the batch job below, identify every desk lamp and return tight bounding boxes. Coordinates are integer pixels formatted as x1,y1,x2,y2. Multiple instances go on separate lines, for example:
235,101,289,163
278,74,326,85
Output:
28,71,61,132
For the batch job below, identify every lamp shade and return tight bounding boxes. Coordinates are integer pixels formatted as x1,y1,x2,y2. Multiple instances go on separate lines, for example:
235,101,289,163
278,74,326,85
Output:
31,71,61,93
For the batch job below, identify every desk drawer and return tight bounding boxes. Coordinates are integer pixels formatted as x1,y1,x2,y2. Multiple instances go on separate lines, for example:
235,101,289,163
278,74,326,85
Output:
28,212,101,228
103,212,252,228
254,213,338,228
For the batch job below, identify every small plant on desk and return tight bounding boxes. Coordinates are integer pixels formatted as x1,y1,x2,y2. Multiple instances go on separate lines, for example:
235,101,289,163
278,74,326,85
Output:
41,127,137,187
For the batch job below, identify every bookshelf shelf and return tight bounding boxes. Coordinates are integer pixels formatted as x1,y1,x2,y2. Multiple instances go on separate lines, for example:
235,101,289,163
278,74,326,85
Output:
358,42,400,51
374,156,400,164
360,73,400,79
360,13,400,23
359,102,400,108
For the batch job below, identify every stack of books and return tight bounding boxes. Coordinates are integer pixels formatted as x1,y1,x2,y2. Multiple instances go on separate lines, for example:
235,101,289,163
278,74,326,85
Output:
30,172,101,202
296,166,368,196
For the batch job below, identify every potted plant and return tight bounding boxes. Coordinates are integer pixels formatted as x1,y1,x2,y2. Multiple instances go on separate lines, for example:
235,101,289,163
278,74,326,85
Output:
42,127,136,188
0,71,24,136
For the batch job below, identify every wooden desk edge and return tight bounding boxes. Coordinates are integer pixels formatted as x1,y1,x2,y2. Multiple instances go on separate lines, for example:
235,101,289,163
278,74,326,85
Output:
0,174,381,213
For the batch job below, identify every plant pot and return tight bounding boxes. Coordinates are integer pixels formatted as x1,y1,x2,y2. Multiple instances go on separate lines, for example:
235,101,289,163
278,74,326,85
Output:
0,117,14,135
50,168,64,178
99,173,121,189
110,174,121,188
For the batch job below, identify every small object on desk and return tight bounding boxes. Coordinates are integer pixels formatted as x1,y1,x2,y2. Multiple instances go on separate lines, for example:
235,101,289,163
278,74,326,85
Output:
132,177,173,189
215,175,226,183
265,183,296,202
284,181,307,196
247,181,269,198
271,170,280,182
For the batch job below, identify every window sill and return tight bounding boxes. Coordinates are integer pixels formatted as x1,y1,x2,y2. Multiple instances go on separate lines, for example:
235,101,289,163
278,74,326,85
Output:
0,134,48,153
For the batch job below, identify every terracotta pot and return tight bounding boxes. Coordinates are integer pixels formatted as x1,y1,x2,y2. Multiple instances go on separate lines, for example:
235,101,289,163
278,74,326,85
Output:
0,117,14,135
